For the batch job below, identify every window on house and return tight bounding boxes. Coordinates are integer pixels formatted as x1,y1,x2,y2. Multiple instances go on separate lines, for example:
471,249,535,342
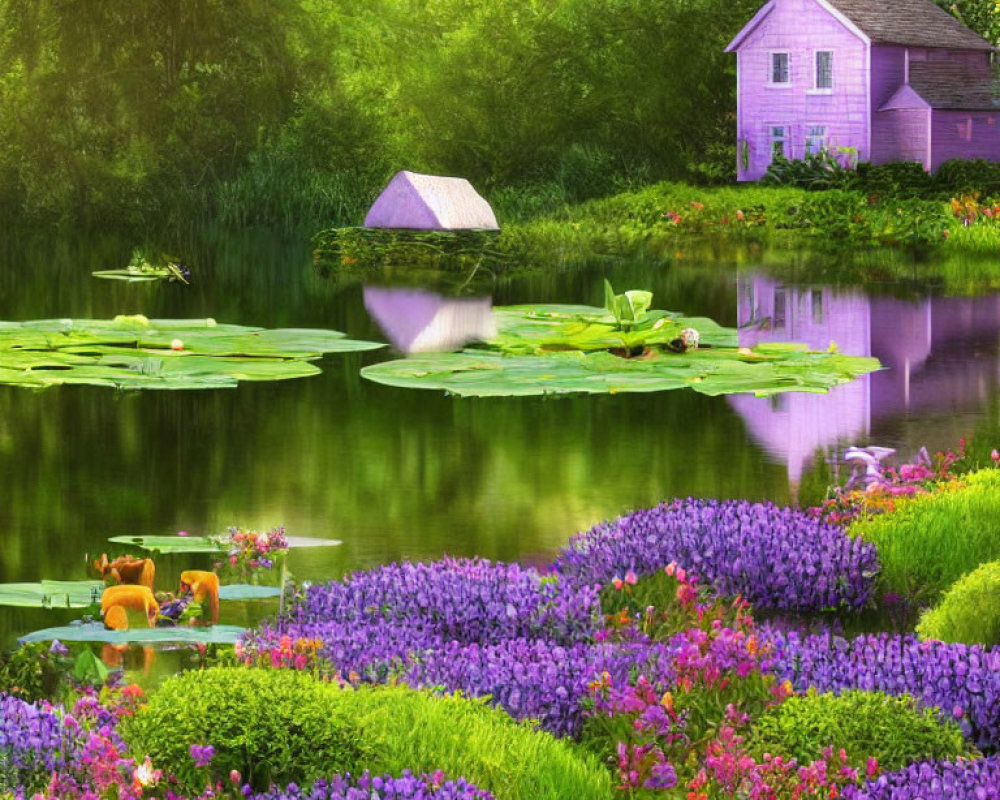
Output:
771,126,787,159
815,51,833,89
805,125,827,155
770,52,790,84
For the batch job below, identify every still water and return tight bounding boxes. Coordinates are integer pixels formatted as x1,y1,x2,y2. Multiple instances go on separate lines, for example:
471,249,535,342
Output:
1,228,998,647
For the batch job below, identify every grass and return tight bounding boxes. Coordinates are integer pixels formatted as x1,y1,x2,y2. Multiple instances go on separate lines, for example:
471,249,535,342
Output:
334,686,614,800
916,559,1000,646
849,469,1000,605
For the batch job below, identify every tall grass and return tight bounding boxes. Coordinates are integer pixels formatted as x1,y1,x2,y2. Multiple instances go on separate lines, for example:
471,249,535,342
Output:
850,470,1000,604
335,686,614,800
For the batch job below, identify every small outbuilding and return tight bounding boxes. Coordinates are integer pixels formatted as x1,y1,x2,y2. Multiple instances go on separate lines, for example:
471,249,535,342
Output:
364,171,499,231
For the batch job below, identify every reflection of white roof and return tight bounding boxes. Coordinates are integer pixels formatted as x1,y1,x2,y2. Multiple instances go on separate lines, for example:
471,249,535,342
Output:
364,171,499,230
363,287,497,353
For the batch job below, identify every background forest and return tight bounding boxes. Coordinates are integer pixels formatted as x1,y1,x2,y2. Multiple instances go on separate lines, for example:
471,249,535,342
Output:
0,0,997,230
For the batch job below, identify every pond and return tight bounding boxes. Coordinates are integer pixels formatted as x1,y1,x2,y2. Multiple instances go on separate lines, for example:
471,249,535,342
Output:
1,227,999,648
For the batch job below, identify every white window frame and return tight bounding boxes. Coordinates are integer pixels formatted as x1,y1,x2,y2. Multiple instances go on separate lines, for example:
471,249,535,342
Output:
768,51,792,87
809,50,833,94
769,124,789,160
805,124,827,155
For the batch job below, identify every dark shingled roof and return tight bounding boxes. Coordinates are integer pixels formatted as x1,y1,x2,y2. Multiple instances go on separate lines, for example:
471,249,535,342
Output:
826,0,994,51
908,61,1000,109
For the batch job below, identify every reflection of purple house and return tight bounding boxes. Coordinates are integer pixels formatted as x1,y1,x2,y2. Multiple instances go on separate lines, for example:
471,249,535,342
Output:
730,277,1000,487
726,0,1000,180
363,287,497,353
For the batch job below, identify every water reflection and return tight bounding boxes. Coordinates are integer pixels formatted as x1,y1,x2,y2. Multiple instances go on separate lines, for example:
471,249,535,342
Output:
363,287,496,353
730,276,1000,489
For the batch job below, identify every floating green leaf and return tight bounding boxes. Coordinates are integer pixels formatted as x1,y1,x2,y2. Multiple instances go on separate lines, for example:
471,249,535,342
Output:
0,580,104,608
217,585,282,600
19,623,246,645
361,302,880,398
106,535,223,553
0,316,384,390
106,534,342,553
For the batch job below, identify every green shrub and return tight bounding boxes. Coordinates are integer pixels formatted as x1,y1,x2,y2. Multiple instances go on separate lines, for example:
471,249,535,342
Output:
125,669,612,800
123,667,372,791
849,469,1000,602
761,151,854,190
934,159,1000,196
852,162,933,198
748,690,971,771
917,559,1000,645
332,686,613,800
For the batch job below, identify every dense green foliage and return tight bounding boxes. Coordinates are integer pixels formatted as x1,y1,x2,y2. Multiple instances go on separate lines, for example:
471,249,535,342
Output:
123,668,372,791
0,0,765,228
850,470,1000,603
917,560,1000,646
2,1,1000,228
125,670,612,800
748,690,971,772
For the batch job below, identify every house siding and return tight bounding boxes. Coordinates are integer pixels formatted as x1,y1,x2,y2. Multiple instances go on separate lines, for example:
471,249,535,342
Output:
872,108,929,167
931,110,1000,171
735,0,868,181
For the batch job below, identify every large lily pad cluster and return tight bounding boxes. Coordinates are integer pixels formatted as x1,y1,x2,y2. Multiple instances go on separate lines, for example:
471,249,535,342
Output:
362,286,880,398
0,315,383,389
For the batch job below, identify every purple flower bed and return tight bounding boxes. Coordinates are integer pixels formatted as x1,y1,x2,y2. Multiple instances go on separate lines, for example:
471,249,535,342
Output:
293,558,600,645
554,498,879,611
251,771,497,800
399,638,675,737
766,631,1000,751
0,693,78,791
843,756,1000,800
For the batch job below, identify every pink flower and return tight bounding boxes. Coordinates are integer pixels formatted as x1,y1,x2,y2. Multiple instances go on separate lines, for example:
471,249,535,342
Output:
866,757,879,779
624,570,638,586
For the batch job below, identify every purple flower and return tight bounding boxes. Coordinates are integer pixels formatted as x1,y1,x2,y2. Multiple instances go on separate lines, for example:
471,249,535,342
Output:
189,743,216,767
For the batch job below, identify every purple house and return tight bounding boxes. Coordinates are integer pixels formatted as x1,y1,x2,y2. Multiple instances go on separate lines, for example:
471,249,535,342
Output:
726,0,1000,180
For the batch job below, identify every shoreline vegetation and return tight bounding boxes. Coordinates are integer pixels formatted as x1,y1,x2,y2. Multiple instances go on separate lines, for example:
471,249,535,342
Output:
5,456,1000,799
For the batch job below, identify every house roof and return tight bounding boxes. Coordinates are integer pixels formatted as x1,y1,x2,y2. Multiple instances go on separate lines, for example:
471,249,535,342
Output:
364,171,499,231
906,61,1000,109
825,0,993,51
726,0,993,53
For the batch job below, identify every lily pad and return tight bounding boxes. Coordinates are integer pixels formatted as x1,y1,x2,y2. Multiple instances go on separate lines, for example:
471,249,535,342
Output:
0,316,384,390
107,534,342,553
0,580,104,608
361,302,880,398
107,535,223,553
18,622,246,645
217,584,282,600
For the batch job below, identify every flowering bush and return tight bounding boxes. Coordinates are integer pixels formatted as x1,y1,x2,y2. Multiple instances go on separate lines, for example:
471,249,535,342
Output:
555,498,878,611
250,771,497,800
216,525,289,582
842,755,1000,800
766,630,1000,751
811,444,964,525
688,728,875,800
0,693,77,793
1,684,157,800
